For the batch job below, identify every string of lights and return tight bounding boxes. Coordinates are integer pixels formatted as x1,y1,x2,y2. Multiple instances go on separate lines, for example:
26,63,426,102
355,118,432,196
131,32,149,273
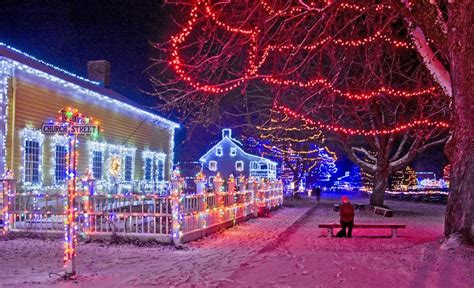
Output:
169,1,435,98
260,1,393,17
274,104,450,136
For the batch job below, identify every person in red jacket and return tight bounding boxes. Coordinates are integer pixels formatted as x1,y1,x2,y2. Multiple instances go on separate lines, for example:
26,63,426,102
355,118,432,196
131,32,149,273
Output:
338,196,355,238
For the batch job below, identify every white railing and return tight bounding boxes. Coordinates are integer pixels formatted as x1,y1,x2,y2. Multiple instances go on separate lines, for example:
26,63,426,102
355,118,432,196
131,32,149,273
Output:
1,176,283,245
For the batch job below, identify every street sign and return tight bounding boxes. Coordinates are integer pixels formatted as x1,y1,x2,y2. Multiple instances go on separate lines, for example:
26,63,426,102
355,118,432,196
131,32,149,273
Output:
41,123,99,135
40,108,101,277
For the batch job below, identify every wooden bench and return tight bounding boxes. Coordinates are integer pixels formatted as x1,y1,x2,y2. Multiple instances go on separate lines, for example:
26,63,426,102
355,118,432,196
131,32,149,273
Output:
373,206,394,217
319,223,406,238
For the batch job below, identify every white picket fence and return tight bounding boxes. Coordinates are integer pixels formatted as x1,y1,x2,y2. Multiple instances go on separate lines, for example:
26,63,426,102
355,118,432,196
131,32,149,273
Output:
1,177,283,244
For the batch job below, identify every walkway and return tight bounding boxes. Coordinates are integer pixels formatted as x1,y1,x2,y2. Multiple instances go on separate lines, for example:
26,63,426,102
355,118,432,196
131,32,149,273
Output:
0,197,472,288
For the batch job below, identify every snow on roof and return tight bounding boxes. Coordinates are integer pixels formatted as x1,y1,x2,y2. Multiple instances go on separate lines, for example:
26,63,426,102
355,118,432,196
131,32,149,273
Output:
0,42,179,129
199,129,276,165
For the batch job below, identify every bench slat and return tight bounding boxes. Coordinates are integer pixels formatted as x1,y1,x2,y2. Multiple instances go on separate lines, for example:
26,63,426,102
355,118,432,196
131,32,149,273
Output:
319,224,406,229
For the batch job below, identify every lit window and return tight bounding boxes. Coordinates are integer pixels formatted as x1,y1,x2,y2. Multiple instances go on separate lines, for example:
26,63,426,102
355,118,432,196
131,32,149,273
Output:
92,151,103,180
156,159,165,182
216,147,223,156
209,161,217,171
24,140,41,183
144,158,153,181
230,147,237,156
54,145,68,183
250,161,258,170
124,155,133,182
235,161,244,171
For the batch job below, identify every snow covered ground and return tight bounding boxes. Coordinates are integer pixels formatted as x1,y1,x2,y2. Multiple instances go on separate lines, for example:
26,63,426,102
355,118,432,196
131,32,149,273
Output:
0,195,472,287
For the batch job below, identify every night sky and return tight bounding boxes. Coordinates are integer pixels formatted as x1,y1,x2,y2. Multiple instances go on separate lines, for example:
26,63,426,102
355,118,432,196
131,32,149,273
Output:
0,0,166,105
0,0,447,178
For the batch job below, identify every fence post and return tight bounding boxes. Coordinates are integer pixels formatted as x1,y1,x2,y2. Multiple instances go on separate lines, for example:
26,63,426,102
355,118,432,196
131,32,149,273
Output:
171,174,184,246
227,174,235,205
252,178,259,217
261,179,268,211
194,172,207,195
194,172,207,228
213,174,224,223
238,175,247,193
278,179,283,206
81,171,95,236
1,176,16,235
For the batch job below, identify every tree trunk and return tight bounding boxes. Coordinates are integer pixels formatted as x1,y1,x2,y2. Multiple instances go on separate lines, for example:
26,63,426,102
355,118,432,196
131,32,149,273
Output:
444,1,474,242
370,165,389,207
293,171,300,192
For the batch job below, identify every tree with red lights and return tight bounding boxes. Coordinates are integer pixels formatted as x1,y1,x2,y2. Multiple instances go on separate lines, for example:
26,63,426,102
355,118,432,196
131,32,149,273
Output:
379,0,472,243
153,1,472,242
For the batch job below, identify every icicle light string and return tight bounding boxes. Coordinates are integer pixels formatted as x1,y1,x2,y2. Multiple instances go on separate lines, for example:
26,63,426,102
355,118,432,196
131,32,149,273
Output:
274,104,449,136
169,1,433,97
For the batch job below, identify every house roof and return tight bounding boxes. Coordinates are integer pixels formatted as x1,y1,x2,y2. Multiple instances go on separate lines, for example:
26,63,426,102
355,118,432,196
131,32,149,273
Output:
0,42,179,130
199,133,277,165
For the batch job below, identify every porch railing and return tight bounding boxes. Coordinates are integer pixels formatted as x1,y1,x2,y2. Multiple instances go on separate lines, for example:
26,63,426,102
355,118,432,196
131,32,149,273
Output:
1,176,283,244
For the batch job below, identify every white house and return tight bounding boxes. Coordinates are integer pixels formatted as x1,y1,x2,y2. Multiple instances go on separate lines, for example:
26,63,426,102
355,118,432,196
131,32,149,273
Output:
199,129,277,184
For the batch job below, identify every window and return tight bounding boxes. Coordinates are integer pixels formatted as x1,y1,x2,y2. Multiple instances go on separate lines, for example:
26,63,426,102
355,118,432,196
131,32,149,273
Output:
156,159,165,182
124,155,133,182
54,145,68,183
250,161,258,170
230,147,237,156
209,161,217,171
144,158,153,181
21,128,44,187
235,161,244,171
92,151,103,180
259,163,268,170
24,140,40,183
216,147,223,156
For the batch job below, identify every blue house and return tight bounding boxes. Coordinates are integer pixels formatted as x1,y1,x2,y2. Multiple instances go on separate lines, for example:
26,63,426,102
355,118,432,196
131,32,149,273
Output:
199,129,277,184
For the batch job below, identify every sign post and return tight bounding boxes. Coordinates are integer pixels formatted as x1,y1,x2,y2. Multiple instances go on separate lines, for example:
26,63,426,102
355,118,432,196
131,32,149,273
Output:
42,108,99,277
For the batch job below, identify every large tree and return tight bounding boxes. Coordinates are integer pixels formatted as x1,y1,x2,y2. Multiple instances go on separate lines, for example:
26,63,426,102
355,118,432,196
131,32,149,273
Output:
387,0,473,245
152,1,471,241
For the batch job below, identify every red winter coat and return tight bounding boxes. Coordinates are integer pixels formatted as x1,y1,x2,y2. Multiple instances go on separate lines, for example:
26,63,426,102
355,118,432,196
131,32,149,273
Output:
340,202,355,222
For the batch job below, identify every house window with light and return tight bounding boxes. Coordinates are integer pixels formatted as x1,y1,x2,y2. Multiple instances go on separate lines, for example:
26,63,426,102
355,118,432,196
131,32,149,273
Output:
24,140,41,184
123,155,133,182
230,147,237,156
144,158,153,181
250,161,258,170
216,147,223,156
54,145,68,183
235,161,244,171
209,160,217,171
92,151,103,180
156,159,165,182
21,128,44,187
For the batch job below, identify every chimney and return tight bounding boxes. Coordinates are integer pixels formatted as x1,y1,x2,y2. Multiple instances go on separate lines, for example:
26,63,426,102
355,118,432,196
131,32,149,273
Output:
87,60,111,87
222,129,232,139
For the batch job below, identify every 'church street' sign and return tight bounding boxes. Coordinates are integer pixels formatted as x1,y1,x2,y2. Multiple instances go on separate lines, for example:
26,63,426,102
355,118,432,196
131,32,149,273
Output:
41,123,99,135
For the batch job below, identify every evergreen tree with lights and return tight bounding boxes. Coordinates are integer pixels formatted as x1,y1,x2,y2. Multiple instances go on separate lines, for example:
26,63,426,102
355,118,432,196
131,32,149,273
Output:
243,115,337,191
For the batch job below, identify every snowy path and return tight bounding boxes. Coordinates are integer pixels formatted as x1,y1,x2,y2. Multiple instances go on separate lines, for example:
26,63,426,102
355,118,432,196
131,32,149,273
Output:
229,197,474,288
0,201,314,287
0,196,472,287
